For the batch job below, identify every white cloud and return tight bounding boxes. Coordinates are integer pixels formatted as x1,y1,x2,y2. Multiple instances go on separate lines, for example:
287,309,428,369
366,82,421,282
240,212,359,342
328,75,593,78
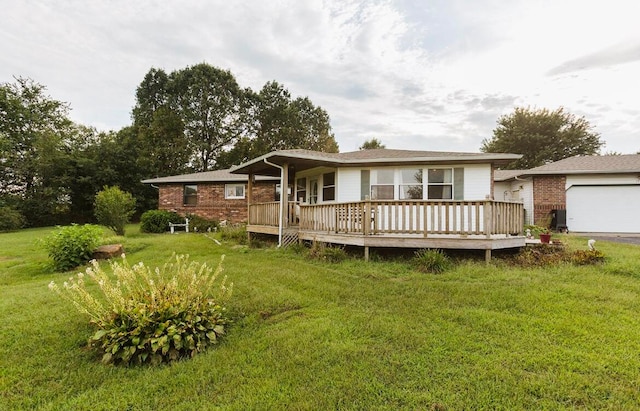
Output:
1,0,639,154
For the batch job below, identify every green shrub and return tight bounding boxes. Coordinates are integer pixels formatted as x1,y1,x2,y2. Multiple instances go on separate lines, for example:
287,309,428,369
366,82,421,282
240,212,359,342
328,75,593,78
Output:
94,186,136,236
185,214,219,233
140,210,183,233
0,205,25,232
412,249,451,273
570,249,605,265
308,241,347,263
49,254,232,366
220,224,247,244
43,224,103,272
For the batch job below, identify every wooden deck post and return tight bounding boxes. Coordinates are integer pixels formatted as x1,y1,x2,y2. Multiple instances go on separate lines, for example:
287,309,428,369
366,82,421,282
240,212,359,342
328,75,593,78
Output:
364,246,370,261
485,249,492,263
484,200,493,238
247,173,254,244
363,197,371,235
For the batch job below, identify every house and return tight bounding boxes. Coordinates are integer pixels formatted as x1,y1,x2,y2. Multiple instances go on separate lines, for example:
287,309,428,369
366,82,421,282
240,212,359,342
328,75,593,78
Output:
494,154,640,233
142,169,280,224
230,148,525,260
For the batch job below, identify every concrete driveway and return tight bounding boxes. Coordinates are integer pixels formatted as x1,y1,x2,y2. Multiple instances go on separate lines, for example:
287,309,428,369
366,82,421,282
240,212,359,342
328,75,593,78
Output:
570,233,640,246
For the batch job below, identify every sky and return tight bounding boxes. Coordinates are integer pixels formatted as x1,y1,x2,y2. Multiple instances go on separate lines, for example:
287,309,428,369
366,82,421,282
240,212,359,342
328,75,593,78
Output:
2,0,639,154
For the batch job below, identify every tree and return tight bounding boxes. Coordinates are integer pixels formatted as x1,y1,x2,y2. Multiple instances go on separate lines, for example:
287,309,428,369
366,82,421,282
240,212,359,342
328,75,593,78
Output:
94,186,136,236
359,138,385,150
217,81,339,168
481,107,603,169
0,77,75,226
169,63,245,171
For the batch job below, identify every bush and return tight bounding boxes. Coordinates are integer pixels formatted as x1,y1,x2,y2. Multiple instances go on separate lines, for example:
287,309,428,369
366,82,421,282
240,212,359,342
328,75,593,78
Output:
308,241,347,263
94,186,136,236
140,210,183,233
570,249,605,265
49,254,232,366
412,249,452,274
185,214,219,233
43,224,103,272
220,224,247,244
0,205,24,232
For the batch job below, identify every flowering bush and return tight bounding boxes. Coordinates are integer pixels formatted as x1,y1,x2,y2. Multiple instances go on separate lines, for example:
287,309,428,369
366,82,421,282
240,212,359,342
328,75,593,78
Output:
49,254,232,365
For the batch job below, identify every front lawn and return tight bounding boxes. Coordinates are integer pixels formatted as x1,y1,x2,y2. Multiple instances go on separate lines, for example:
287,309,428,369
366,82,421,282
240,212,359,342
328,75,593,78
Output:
1,226,639,409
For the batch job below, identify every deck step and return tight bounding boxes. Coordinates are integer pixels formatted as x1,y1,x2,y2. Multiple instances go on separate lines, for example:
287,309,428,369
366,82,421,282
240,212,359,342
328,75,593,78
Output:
281,230,299,248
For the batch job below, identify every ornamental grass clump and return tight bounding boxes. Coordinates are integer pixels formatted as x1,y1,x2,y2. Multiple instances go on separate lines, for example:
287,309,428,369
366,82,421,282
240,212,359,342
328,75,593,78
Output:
49,254,232,366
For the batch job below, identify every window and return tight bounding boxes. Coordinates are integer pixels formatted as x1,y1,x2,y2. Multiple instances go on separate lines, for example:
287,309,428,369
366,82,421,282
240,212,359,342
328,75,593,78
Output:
322,172,335,201
427,168,453,199
183,184,197,206
225,183,245,199
275,184,293,201
309,178,318,204
296,177,307,203
399,169,423,199
370,169,394,200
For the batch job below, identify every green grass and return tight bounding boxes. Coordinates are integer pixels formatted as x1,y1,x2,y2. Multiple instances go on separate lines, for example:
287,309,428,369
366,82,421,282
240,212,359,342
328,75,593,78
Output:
1,227,640,409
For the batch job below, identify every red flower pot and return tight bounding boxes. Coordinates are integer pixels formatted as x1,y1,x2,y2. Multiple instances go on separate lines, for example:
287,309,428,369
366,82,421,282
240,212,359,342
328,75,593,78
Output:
539,233,551,244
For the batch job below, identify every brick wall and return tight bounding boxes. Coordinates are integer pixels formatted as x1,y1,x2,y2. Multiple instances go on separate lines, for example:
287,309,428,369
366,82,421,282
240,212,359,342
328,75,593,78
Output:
157,181,276,223
532,175,566,226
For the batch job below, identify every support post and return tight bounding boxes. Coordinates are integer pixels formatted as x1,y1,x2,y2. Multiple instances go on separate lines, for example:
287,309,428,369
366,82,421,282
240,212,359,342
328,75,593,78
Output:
247,173,254,244
364,246,370,262
484,200,493,239
485,249,492,263
281,163,289,229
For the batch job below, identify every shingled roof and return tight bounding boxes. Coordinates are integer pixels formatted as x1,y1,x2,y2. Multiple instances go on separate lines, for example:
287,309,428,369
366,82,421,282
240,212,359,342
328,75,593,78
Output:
495,155,640,180
141,169,279,184
230,148,521,176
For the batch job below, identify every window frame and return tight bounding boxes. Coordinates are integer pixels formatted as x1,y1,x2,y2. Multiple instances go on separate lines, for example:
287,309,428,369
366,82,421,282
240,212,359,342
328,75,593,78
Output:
183,184,198,206
224,183,246,200
426,168,454,200
370,169,395,200
399,168,423,200
322,172,336,202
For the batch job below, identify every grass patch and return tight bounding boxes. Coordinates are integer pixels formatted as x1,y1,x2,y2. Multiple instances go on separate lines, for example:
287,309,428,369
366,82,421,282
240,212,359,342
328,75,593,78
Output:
1,228,640,409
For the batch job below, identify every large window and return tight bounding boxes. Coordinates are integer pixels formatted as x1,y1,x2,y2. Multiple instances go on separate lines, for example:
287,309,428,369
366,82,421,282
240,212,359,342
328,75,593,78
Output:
427,168,453,199
370,169,394,200
399,169,423,199
183,184,197,206
322,172,336,201
225,183,245,199
296,177,307,203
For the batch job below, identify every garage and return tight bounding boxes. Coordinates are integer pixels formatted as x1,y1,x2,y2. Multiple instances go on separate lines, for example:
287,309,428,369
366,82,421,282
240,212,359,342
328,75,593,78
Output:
566,185,640,233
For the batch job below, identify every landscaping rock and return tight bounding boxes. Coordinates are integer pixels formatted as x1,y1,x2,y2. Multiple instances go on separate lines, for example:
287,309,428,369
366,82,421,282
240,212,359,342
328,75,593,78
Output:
92,244,124,260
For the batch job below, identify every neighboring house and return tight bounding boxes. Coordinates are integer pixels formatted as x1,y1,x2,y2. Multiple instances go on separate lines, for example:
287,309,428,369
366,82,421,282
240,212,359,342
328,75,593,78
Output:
230,148,525,260
494,154,640,233
142,169,280,224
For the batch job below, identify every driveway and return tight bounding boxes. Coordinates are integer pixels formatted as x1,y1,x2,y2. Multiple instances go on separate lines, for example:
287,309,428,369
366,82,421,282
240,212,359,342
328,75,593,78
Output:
570,233,640,246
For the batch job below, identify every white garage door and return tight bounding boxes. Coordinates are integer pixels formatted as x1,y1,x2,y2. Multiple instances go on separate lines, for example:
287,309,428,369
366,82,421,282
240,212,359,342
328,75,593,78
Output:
566,185,640,233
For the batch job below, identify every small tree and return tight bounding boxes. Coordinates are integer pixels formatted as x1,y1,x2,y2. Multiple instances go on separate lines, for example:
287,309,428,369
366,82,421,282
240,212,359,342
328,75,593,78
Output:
94,186,136,236
359,138,386,150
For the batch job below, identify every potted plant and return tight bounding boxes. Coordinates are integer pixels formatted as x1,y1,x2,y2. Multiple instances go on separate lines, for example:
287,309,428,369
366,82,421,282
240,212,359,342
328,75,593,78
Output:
539,229,551,244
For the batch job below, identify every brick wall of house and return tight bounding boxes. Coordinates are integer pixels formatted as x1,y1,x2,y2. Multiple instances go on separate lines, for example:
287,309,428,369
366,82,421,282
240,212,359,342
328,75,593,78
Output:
532,175,566,226
157,181,276,223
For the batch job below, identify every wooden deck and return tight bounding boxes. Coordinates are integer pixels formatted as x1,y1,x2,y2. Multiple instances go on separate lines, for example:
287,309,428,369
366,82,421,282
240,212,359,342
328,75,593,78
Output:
248,199,525,260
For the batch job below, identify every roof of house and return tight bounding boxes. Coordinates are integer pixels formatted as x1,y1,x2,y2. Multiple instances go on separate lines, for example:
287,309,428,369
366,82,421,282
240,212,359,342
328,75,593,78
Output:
230,148,522,176
141,169,279,184
494,154,640,180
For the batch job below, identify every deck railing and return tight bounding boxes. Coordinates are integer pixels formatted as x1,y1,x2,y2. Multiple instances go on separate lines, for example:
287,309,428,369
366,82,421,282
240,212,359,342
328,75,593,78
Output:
248,200,523,236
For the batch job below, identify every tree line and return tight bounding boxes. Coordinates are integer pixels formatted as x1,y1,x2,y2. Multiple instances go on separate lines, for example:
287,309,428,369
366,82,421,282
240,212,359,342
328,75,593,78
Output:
0,63,339,227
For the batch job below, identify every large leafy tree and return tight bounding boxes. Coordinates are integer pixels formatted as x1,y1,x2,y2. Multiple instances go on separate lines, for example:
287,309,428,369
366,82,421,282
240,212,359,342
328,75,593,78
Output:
0,77,75,226
169,64,245,171
217,81,339,168
481,107,603,169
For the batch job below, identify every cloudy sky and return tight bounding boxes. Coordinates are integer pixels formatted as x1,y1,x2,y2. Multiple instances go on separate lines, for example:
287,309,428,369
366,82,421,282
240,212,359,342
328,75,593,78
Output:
2,0,639,153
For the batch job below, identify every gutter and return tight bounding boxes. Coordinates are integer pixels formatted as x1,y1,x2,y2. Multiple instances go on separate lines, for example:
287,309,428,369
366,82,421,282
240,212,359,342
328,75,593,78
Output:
263,158,284,247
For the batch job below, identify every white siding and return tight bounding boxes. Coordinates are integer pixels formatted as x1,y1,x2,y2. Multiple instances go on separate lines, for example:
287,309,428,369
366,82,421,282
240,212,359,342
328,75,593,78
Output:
337,168,361,202
494,182,512,201
463,164,492,199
